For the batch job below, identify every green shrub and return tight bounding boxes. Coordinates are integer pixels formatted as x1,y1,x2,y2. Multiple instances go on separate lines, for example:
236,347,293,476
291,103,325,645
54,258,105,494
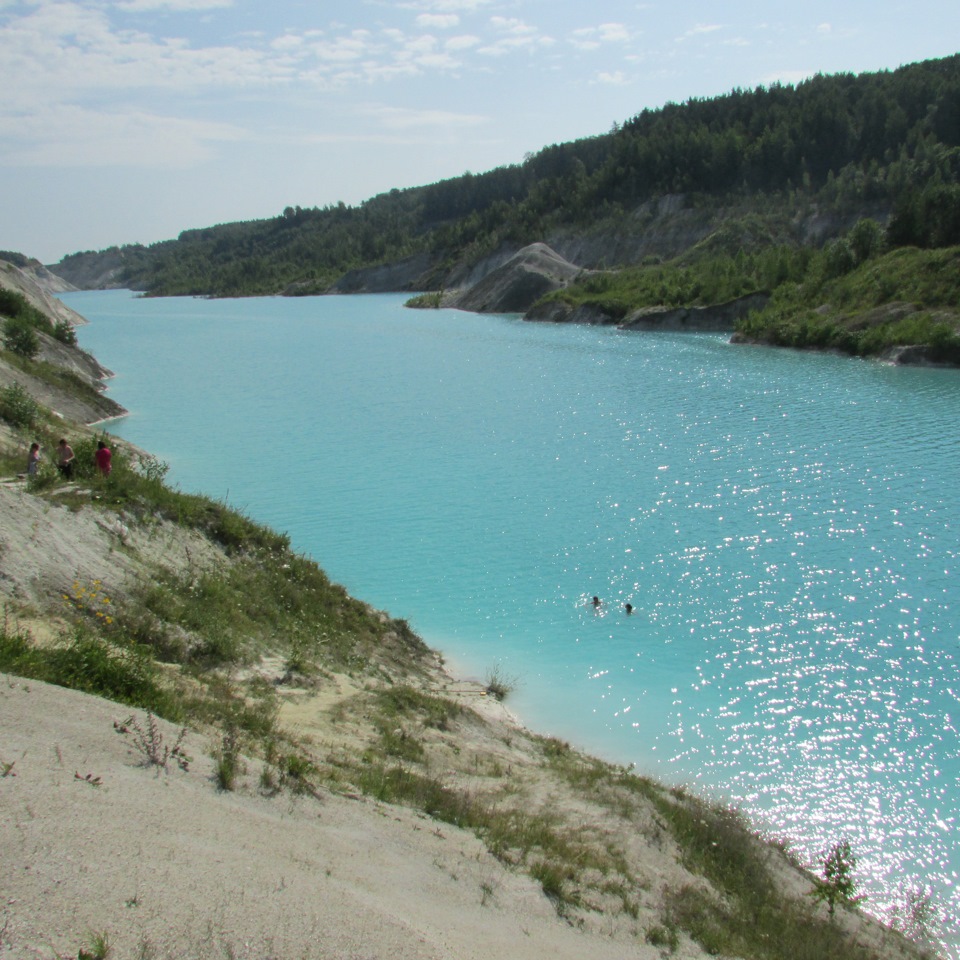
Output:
810,839,863,916
214,727,242,791
3,317,40,358
0,624,180,720
665,886,734,955
47,634,173,713
374,685,461,729
26,458,58,491
116,712,189,771
65,435,108,482
276,751,318,795
206,501,290,553
357,764,477,826
78,929,111,960
52,318,77,345
135,453,169,485
849,218,885,263
530,859,580,914
645,923,679,950
0,287,50,331
376,727,425,762
0,382,39,428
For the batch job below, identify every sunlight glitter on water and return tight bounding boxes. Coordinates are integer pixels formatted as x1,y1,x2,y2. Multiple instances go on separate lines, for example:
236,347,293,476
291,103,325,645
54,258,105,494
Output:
70,291,960,954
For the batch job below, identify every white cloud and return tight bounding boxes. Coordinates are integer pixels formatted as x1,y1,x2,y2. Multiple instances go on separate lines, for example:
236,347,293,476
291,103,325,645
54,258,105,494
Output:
360,104,486,130
676,23,723,42
400,0,491,11
445,34,480,51
287,102,487,146
390,32,465,70
489,16,535,37
597,23,630,43
0,2,300,108
308,30,375,64
270,33,305,52
114,0,233,11
596,70,628,85
0,0,576,117
478,16,553,56
570,22,632,51
413,50,461,69
0,104,244,168
347,59,418,83
403,33,439,55
416,13,459,29
817,23,832,35
0,0,564,180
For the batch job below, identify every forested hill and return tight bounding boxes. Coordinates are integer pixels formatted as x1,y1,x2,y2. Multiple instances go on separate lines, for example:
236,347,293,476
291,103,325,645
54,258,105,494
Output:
51,54,960,299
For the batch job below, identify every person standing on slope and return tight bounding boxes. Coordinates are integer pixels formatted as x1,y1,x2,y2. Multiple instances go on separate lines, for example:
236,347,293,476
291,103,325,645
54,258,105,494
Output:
57,438,75,480
26,442,40,477
94,439,112,477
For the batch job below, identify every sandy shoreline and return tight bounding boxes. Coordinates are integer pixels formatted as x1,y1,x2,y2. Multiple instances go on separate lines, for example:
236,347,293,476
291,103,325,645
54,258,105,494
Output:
2,673,657,960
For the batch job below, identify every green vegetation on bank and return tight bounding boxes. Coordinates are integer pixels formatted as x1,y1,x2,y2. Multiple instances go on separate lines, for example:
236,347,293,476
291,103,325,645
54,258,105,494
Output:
539,231,813,318
735,244,960,359
51,54,960,299
534,220,960,360
0,349,111,438
1,285,76,358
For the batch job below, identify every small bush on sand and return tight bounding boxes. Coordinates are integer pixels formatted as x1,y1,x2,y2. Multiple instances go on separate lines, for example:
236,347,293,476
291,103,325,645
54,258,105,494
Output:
645,922,679,951
484,664,517,702
213,727,242,791
811,839,864,917
115,712,190,772
531,859,580,916
26,458,57,491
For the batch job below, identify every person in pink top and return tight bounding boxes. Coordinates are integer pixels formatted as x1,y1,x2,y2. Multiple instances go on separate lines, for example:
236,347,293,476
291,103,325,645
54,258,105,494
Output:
94,440,112,476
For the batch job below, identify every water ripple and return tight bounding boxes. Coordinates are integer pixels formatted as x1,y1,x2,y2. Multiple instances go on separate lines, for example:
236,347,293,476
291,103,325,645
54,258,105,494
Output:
72,294,960,956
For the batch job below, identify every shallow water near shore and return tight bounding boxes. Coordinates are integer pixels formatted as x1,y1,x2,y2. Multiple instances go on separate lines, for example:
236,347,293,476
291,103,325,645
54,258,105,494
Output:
68,289,959,951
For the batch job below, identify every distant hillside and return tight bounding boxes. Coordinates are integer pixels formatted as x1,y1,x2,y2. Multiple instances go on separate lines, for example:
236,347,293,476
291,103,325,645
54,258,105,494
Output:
0,254,80,317
49,54,960,302
49,246,129,290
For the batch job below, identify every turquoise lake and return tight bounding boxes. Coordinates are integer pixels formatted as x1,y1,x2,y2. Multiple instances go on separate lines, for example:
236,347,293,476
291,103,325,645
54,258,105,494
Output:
65,289,959,950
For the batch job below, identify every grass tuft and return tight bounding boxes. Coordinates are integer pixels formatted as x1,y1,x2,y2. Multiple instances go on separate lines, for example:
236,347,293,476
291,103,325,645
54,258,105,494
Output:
78,929,111,960
213,727,242,791
484,664,517,702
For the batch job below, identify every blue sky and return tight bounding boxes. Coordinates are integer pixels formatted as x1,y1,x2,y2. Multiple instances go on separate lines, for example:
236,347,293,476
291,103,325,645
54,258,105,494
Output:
1,0,958,264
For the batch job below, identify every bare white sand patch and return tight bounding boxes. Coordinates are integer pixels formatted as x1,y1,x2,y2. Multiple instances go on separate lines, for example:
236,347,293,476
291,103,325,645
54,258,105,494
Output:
0,675,668,960
0,482,224,612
